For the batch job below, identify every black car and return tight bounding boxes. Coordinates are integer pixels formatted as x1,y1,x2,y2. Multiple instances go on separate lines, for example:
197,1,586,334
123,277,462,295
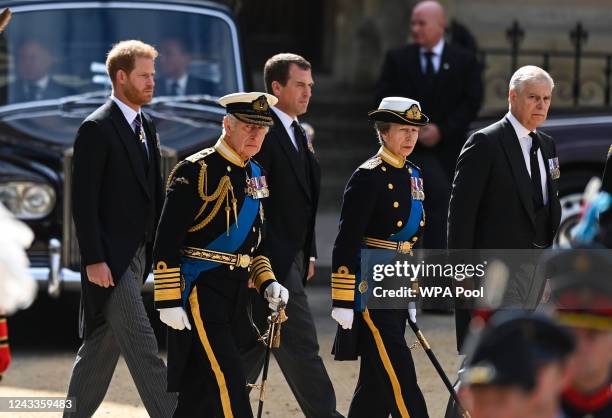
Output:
0,0,247,296
539,113,612,246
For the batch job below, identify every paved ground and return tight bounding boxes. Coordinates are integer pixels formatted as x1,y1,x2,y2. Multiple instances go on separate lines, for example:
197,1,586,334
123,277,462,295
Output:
0,285,460,418
0,211,462,417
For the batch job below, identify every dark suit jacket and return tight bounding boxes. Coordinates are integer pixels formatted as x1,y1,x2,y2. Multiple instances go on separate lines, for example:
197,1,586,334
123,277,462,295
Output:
448,117,561,250
376,42,483,175
155,75,217,96
71,100,164,337
255,110,321,283
11,78,77,102
447,117,561,351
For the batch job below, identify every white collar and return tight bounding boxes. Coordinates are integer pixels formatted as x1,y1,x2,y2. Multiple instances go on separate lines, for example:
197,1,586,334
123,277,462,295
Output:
272,106,298,131
111,95,140,126
34,75,49,90
506,111,535,139
420,38,445,56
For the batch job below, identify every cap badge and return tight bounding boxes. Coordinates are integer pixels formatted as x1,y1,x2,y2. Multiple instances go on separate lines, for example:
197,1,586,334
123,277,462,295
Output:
406,104,421,120
252,96,269,112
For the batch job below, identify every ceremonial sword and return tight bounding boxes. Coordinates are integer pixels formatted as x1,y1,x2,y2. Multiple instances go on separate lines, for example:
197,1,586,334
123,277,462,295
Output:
407,317,472,418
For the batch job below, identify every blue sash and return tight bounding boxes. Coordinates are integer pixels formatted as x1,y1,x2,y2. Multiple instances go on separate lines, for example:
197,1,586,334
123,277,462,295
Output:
388,165,423,242
180,161,261,306
356,165,424,310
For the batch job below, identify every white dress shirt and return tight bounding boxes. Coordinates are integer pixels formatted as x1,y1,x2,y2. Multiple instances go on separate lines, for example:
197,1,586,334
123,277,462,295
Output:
506,111,548,205
111,95,149,154
272,106,300,151
419,38,445,74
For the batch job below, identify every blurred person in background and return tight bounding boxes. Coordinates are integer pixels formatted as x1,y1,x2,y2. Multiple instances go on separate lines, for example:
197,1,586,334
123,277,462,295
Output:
547,250,612,418
11,39,76,102
459,313,574,418
156,37,217,97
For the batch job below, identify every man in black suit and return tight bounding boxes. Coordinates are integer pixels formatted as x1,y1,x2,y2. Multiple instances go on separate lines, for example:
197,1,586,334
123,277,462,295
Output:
11,39,77,102
64,40,176,417
448,65,561,352
240,53,343,418
156,38,217,97
376,0,483,252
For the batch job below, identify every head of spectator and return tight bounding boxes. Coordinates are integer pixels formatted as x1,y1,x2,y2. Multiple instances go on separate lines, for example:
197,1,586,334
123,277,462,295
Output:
508,65,554,132
459,312,575,418
548,249,612,400
16,39,53,83
410,1,446,51
218,92,277,160
158,38,192,81
369,97,429,159
264,53,313,119
106,40,158,110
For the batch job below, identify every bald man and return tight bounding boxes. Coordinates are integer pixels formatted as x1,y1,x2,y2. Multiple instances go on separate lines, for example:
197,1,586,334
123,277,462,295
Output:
376,1,483,262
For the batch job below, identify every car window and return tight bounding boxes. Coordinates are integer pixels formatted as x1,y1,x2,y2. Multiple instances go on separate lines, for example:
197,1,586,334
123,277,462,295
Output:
0,4,240,106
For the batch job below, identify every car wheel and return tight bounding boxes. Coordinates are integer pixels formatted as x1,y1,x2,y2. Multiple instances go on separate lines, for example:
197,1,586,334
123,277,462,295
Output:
556,171,601,247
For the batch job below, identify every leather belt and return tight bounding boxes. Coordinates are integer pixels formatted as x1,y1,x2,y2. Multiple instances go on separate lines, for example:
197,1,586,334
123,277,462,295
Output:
181,246,252,268
363,237,413,254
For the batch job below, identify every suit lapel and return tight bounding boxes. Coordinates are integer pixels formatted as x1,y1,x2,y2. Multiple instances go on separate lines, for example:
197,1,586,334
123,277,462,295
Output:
271,112,312,200
499,118,536,225
142,113,161,172
110,101,150,200
306,147,320,205
433,45,451,99
409,45,429,101
538,133,561,232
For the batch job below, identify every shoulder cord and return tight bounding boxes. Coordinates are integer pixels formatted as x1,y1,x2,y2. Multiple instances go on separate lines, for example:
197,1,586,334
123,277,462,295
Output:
188,161,238,235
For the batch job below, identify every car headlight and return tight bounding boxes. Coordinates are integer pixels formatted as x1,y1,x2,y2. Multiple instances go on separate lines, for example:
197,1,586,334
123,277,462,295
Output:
0,181,56,219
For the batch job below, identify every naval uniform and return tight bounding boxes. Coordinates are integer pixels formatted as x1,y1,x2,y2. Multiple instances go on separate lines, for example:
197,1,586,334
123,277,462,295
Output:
331,145,429,418
153,138,277,418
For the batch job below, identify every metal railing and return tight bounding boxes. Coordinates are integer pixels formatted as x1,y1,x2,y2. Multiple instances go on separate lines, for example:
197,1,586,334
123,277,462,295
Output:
479,21,612,108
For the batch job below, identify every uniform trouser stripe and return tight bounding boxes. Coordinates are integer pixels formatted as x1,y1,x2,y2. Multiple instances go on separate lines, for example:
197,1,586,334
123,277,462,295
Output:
188,286,234,418
362,309,411,418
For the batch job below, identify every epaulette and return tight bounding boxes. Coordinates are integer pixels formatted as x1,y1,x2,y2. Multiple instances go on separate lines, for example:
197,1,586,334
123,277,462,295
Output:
186,147,215,163
359,156,382,170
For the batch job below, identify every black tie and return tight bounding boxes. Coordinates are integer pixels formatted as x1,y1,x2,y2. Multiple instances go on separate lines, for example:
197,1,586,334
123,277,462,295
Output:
170,80,180,96
424,51,435,84
529,132,544,210
26,82,41,101
134,114,149,167
291,121,307,158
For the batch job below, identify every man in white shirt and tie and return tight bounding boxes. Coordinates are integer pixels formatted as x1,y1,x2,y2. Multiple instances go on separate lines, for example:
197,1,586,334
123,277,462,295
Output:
448,64,561,346
156,37,217,97
446,64,562,418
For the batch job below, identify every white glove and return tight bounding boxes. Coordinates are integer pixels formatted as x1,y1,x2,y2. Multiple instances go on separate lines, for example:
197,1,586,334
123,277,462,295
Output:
331,307,354,330
264,282,289,311
408,302,417,323
158,307,191,331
